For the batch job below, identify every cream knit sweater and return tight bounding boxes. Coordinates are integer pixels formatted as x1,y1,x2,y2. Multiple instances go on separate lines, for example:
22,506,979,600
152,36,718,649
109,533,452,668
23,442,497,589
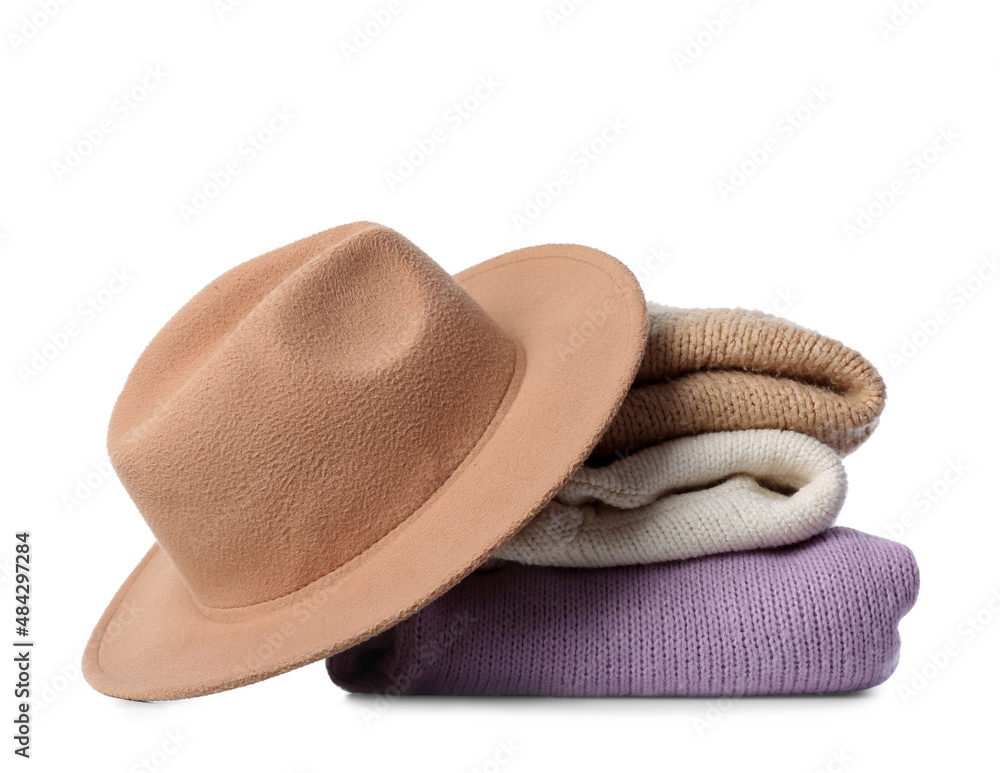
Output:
493,429,846,567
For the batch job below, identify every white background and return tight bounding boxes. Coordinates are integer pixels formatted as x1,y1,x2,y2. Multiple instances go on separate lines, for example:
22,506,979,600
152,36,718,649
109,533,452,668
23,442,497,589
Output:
3,1,999,771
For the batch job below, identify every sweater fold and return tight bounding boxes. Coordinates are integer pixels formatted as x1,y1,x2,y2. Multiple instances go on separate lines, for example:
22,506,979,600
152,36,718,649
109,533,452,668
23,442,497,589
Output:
493,429,846,566
591,305,886,461
328,528,919,697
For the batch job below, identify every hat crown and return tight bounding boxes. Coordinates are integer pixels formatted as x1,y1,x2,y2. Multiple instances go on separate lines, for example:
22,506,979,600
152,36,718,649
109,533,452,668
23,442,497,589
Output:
108,224,518,609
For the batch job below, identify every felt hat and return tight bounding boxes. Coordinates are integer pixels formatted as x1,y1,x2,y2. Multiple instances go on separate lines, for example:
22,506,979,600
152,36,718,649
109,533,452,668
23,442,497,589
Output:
82,222,646,700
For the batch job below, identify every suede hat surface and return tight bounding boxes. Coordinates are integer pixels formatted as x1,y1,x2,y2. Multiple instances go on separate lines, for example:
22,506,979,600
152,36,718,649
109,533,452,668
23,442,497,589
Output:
82,222,647,700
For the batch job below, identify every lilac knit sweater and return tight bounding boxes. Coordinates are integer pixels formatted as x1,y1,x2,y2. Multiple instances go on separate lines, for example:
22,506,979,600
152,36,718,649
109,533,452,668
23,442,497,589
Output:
327,528,918,696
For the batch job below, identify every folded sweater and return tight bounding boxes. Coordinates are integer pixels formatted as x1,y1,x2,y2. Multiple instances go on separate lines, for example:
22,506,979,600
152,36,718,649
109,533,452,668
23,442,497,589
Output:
493,429,846,567
329,528,918,696
591,305,886,461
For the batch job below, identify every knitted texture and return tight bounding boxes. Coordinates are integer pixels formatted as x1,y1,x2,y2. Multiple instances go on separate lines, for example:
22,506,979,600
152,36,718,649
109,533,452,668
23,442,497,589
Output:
492,429,846,566
591,304,886,461
328,528,918,696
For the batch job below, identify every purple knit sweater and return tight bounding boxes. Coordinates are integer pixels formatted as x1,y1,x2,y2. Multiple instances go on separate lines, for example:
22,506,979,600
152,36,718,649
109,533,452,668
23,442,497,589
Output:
327,528,918,696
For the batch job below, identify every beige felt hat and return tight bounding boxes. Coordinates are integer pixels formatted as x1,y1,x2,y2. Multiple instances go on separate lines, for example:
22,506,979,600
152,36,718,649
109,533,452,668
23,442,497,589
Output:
82,222,646,700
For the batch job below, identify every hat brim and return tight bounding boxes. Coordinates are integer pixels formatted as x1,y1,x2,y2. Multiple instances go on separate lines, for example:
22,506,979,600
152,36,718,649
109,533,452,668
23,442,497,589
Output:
82,244,646,700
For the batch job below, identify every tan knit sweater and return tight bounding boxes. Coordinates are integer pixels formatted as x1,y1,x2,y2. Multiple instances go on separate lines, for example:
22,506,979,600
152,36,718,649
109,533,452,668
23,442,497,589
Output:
591,304,886,461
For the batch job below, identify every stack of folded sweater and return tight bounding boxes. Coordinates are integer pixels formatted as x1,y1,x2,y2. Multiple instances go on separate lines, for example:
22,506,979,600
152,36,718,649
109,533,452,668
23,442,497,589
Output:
327,305,919,697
